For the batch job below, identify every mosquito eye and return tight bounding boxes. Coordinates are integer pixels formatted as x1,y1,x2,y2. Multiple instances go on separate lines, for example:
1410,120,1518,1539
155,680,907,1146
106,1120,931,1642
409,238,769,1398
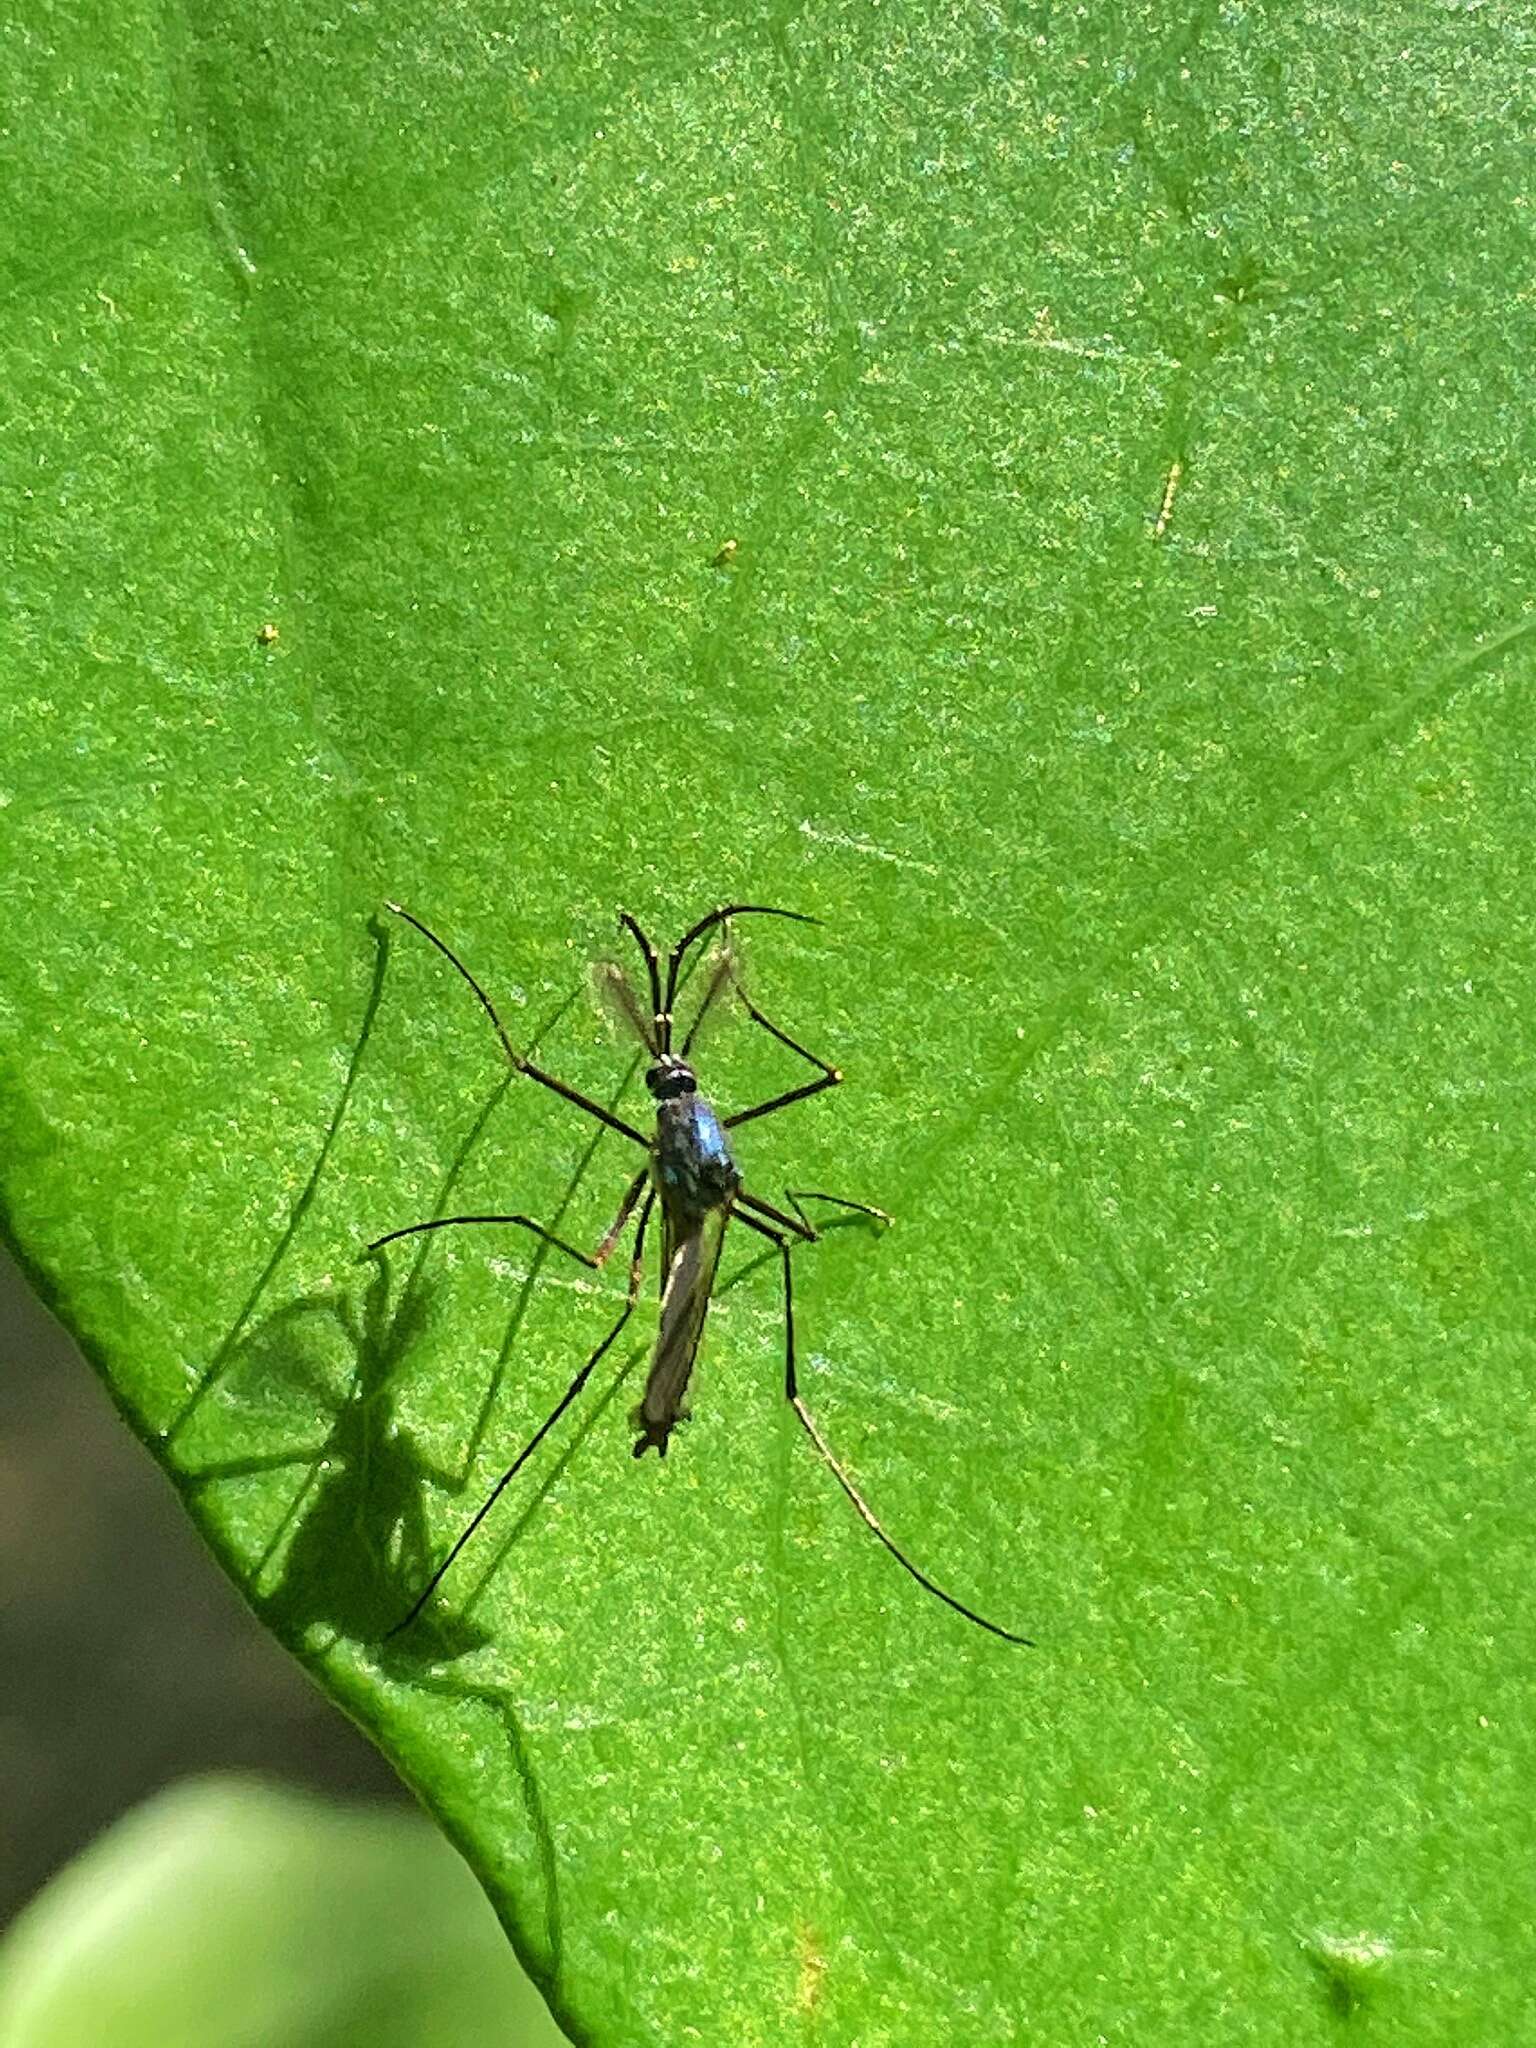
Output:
646,1061,695,1098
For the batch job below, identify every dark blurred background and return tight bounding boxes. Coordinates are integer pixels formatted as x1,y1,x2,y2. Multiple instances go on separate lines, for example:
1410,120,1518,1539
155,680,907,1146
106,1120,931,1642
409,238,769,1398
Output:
0,1242,407,1927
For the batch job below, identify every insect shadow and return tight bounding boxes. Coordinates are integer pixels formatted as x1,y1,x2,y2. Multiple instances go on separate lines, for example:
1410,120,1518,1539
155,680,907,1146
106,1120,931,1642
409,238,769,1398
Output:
171,1071,537,1659
372,902,1032,1646
161,913,398,1450
163,913,618,1667
154,913,606,1969
175,1262,481,1657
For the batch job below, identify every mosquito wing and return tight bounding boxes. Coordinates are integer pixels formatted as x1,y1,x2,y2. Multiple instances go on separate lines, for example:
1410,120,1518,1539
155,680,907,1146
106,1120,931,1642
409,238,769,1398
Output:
677,943,738,1060
632,1201,728,1457
592,957,658,1053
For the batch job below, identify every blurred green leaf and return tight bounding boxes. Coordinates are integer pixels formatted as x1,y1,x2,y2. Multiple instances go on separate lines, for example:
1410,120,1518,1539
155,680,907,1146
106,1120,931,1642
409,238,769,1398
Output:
0,1777,566,2048
5,1,1534,2041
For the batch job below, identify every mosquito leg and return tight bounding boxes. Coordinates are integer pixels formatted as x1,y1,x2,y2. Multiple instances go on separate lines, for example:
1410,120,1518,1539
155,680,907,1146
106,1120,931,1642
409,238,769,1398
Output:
721,969,844,1129
369,1166,647,1267
368,1163,647,1484
448,1152,648,1482
663,905,818,1023
734,1210,1032,1647
781,1189,893,1235
386,1189,656,1639
734,984,838,1078
725,1075,841,1129
591,1167,651,1264
735,1187,817,1242
618,913,665,1047
387,901,649,1149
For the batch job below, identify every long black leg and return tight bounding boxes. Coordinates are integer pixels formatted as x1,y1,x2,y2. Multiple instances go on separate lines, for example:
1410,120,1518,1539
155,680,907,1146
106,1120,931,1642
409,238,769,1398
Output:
781,1189,893,1235
726,1075,840,1129
720,968,844,1130
387,901,649,1149
734,1210,1032,1647
734,985,837,1075
736,1187,817,1243
364,1173,647,1431
386,1189,656,1639
663,905,818,1027
368,1166,649,1266
618,913,665,1048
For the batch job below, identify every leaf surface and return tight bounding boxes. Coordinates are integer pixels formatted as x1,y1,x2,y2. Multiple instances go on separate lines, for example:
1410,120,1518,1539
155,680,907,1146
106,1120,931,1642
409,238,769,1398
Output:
5,3,1533,2040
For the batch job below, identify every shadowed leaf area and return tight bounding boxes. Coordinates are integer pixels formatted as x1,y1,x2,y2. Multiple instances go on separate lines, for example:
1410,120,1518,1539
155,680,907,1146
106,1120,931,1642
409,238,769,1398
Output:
4,2,1532,2040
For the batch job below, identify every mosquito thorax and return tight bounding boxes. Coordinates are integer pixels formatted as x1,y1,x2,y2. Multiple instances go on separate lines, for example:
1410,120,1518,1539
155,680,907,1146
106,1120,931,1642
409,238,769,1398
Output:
645,1056,697,1099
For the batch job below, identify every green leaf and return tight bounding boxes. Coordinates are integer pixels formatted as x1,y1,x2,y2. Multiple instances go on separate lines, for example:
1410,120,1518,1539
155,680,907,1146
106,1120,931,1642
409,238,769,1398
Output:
6,3,1533,2042
0,1777,568,2047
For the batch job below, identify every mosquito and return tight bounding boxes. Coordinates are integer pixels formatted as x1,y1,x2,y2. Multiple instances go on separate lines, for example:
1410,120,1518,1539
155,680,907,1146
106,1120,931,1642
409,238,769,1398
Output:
370,901,1031,1646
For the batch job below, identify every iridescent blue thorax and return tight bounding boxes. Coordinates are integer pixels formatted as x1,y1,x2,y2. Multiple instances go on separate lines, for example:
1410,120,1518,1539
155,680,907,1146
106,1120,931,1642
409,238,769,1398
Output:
653,1090,740,1216
645,1052,740,1218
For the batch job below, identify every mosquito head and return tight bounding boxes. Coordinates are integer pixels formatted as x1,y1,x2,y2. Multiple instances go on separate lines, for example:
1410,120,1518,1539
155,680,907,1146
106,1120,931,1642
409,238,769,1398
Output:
645,1054,697,1100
